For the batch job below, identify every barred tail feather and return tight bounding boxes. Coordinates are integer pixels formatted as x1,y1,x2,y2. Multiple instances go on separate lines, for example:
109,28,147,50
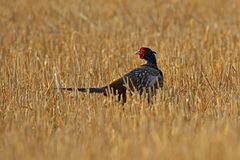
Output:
59,87,106,94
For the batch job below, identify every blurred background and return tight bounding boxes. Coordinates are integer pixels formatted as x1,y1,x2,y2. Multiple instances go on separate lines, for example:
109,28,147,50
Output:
0,0,240,160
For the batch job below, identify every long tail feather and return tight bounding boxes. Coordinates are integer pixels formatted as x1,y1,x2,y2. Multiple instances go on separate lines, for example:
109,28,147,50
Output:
58,87,106,94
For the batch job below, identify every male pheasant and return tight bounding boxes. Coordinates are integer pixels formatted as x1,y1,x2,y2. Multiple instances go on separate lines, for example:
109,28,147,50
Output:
59,47,164,103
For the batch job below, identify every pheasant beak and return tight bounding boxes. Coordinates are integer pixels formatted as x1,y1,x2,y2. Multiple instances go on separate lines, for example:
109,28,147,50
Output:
136,50,145,59
135,51,140,55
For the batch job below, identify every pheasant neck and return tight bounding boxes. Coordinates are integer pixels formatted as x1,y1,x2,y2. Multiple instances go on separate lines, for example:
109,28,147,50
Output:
146,55,157,68
146,61,158,68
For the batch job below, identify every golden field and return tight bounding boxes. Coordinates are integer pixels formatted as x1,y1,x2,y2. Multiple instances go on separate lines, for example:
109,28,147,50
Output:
0,0,240,159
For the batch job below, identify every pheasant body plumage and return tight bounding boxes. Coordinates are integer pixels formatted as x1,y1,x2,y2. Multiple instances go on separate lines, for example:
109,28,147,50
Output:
60,47,163,103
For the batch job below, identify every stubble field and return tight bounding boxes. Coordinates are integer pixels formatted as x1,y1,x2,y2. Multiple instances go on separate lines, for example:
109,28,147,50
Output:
0,0,240,159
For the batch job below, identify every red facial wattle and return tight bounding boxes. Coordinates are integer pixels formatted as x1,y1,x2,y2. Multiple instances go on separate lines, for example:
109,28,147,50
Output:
139,52,144,59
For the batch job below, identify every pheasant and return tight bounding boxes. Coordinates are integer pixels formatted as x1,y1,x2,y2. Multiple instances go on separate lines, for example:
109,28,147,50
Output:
59,47,164,103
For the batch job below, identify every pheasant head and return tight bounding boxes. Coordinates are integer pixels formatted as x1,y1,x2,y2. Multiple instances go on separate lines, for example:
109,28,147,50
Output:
136,47,157,66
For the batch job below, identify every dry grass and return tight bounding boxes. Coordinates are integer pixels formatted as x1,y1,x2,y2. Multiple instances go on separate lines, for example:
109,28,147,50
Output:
0,0,240,159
